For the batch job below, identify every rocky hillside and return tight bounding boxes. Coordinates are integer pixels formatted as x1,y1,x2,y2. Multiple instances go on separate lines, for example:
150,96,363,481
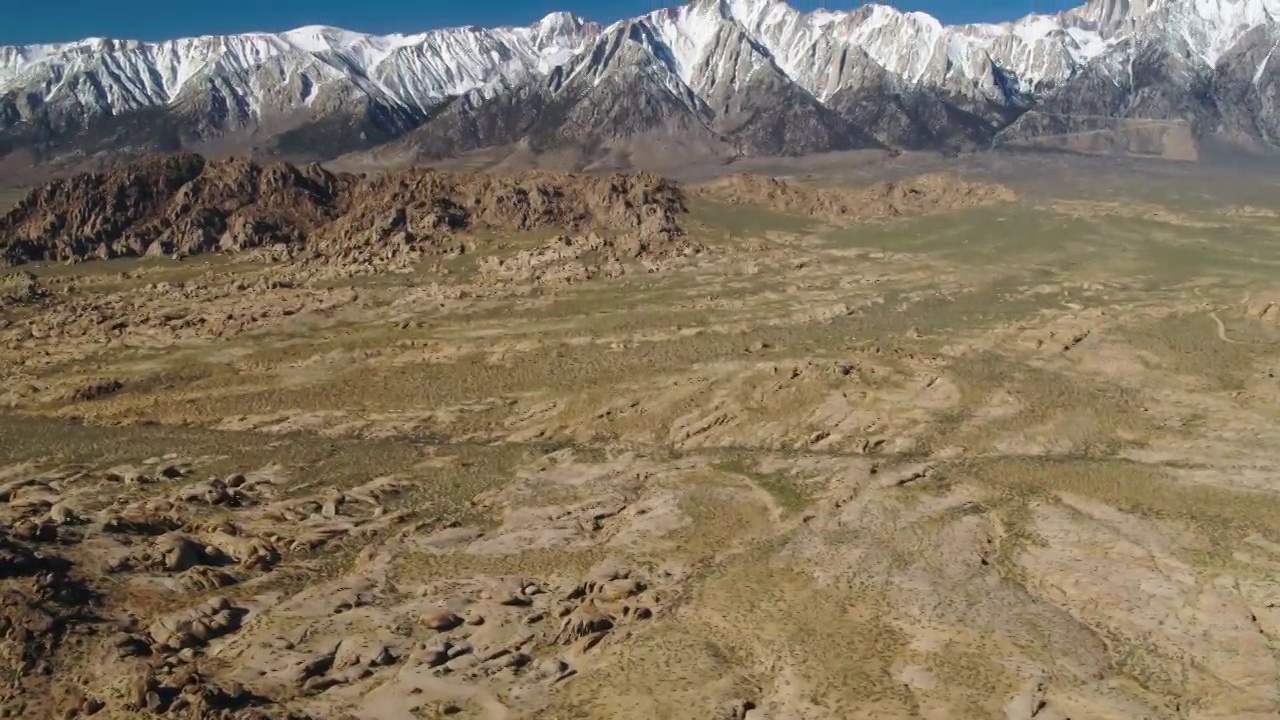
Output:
0,154,689,267
694,172,1018,223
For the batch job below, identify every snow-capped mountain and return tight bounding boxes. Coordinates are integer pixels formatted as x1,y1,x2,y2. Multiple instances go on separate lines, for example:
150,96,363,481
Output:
0,12,596,116
1,0,1277,168
0,12,599,159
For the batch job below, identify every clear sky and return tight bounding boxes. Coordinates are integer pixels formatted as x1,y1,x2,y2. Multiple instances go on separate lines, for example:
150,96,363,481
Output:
3,0,1075,45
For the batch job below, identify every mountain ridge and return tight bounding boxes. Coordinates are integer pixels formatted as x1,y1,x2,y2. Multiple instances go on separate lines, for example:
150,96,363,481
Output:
2,0,1277,172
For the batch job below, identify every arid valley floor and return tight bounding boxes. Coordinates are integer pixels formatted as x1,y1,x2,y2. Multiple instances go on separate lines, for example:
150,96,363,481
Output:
2,153,1280,720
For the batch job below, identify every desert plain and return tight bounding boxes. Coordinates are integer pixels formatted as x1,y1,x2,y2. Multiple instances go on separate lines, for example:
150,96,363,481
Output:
1,151,1279,720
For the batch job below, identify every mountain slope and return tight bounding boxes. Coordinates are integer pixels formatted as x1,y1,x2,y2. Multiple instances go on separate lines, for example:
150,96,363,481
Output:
0,14,598,120
385,8,880,166
1,0,1278,169
1211,24,1280,146
653,3,879,155
0,14,599,163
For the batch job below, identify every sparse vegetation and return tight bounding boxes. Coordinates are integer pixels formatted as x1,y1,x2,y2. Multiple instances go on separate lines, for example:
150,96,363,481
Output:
3,157,1279,720
715,456,815,515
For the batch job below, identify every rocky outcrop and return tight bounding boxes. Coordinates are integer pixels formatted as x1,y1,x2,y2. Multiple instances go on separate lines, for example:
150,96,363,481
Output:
0,154,352,265
309,167,689,266
147,596,244,652
694,172,1017,224
1244,291,1280,323
0,269,46,303
0,154,690,268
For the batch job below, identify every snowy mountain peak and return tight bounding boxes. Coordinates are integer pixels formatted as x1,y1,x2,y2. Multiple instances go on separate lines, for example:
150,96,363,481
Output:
0,12,601,128
280,26,377,53
0,0,1277,163
533,11,593,33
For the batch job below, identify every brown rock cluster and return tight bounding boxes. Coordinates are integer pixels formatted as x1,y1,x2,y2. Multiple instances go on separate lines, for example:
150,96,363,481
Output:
1244,291,1280,323
694,171,1016,224
0,155,348,265
0,270,46,304
0,154,689,268
147,596,243,652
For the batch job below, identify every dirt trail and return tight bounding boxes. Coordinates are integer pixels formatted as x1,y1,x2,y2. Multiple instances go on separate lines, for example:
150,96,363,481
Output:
1210,311,1240,344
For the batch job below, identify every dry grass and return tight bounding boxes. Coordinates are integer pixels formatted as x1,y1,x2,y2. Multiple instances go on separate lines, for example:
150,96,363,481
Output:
715,455,816,516
695,552,915,715
5,161,1280,719
955,456,1280,559
685,197,819,240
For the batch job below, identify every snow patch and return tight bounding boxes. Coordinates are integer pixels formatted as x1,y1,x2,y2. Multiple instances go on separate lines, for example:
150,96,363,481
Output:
0,0,1276,133
1256,36,1279,83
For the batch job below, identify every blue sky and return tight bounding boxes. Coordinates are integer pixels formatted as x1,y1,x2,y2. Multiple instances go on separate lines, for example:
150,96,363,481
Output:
3,1,1072,45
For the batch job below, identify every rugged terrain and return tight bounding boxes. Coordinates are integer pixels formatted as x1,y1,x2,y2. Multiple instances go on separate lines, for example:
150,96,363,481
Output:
2,152,1280,719
2,0,1278,177
0,155,690,269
